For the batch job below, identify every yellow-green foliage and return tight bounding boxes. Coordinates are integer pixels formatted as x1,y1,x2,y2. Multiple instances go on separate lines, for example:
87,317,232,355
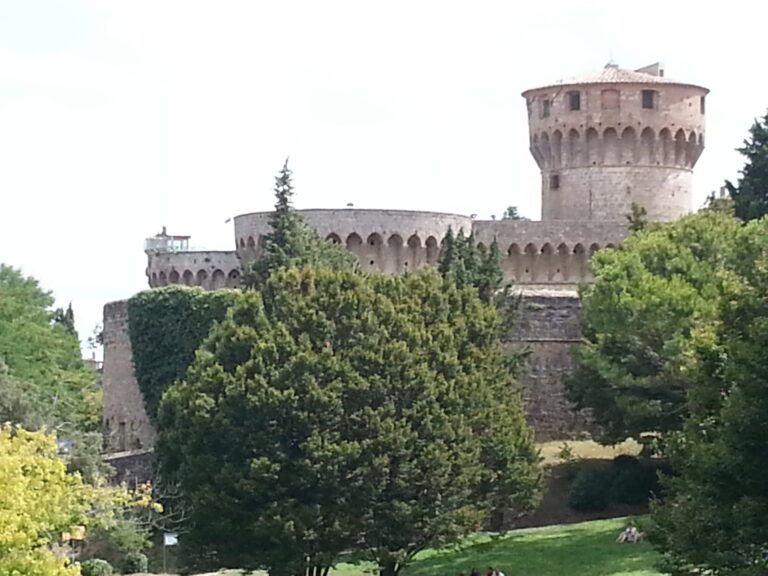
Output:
0,425,89,575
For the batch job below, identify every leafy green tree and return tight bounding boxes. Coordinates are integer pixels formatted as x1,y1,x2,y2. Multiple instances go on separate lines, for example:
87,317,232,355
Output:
157,267,540,576
650,218,768,575
0,264,99,431
53,303,77,337
625,202,649,232
438,228,505,302
726,111,768,222
501,206,528,220
566,211,743,443
241,160,357,289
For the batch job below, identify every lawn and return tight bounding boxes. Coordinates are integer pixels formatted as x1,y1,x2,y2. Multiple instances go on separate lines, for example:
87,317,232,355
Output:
157,518,663,576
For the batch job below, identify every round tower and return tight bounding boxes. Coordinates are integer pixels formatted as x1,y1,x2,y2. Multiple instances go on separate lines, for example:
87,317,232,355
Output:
522,62,709,222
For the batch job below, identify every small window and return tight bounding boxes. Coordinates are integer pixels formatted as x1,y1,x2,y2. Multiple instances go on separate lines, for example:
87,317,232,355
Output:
700,95,706,114
568,91,581,111
550,174,560,190
642,90,656,109
541,99,551,118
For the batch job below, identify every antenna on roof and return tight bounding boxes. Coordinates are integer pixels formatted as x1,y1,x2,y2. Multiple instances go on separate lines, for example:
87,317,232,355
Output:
605,49,618,69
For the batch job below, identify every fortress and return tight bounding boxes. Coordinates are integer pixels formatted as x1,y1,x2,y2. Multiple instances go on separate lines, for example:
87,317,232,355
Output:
102,62,709,453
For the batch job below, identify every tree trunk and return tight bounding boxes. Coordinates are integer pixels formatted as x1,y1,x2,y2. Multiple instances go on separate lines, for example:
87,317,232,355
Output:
379,559,401,576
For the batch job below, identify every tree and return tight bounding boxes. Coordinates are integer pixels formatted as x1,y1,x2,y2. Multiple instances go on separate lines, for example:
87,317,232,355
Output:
501,206,528,220
625,202,649,232
241,160,357,289
53,303,77,337
649,218,768,575
0,425,157,576
566,211,743,444
437,228,505,302
726,111,768,222
0,265,99,431
157,267,541,576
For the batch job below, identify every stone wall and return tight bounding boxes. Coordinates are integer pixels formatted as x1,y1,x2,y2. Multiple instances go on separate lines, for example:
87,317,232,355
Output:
509,289,587,439
146,250,241,290
102,300,155,453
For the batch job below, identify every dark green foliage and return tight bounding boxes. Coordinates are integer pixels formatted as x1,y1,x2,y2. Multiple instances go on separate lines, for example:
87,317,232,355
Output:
127,286,240,422
567,468,611,512
567,211,743,443
437,228,505,302
157,267,541,576
625,202,649,232
726,111,768,222
609,456,656,506
52,302,77,336
502,206,528,220
241,159,357,290
649,217,768,575
80,558,114,576
0,264,99,431
121,551,148,574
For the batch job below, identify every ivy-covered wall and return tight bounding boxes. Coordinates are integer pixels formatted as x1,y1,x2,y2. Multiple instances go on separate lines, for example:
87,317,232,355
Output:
127,286,241,422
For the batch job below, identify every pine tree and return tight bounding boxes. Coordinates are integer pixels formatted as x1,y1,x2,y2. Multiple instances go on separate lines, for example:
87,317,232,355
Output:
241,159,357,289
438,229,504,302
726,111,768,222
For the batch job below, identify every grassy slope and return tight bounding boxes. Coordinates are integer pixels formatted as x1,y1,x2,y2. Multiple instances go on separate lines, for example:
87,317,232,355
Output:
287,518,661,576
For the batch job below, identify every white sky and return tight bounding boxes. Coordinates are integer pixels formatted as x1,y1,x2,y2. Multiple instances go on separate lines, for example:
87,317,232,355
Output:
1,0,766,354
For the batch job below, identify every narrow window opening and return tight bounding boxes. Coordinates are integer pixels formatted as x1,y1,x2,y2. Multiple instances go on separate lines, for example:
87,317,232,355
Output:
550,174,560,190
642,90,656,109
541,99,551,118
700,96,706,114
568,91,581,111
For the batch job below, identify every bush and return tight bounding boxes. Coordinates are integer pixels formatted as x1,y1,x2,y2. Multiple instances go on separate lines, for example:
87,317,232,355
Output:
609,455,654,505
567,467,612,512
122,551,149,574
80,558,114,576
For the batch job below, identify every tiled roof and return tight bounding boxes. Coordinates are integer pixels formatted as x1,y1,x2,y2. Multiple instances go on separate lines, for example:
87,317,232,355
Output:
523,63,707,94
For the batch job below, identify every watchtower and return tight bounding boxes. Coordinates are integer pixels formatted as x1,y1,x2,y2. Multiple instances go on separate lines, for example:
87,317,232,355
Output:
523,62,709,222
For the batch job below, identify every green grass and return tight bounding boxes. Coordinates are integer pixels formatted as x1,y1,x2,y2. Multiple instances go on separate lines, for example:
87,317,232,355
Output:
537,439,642,465
163,518,662,576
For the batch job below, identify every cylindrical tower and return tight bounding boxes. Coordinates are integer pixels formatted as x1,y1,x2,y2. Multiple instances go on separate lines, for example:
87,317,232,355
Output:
522,62,709,222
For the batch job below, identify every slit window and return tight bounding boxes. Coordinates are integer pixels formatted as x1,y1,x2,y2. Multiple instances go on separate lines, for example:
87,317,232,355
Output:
700,96,706,114
540,99,551,118
550,174,560,190
642,90,656,109
568,91,581,111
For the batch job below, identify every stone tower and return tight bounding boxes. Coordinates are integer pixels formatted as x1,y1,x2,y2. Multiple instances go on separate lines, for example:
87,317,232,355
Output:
523,63,709,222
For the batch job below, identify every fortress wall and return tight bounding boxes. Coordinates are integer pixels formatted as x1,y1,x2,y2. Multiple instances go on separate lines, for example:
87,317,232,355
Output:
146,250,240,290
473,220,629,285
234,209,472,274
510,290,587,439
102,300,156,453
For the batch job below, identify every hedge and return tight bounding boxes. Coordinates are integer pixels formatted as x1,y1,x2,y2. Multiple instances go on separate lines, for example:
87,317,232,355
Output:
127,286,240,421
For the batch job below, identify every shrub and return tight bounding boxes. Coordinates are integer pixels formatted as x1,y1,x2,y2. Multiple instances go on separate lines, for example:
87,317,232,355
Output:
610,455,654,505
122,551,149,574
567,467,611,512
80,558,114,576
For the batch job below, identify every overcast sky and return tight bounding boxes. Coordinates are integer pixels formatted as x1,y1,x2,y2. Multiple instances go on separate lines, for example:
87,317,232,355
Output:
1,0,766,354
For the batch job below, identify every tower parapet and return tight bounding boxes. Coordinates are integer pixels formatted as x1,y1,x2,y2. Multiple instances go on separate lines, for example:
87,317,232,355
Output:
523,63,708,222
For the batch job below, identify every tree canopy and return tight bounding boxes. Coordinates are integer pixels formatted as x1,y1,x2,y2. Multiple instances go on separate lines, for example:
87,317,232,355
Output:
726,111,768,222
650,217,768,575
157,267,541,576
241,160,357,290
566,210,742,443
0,265,99,431
438,228,504,302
